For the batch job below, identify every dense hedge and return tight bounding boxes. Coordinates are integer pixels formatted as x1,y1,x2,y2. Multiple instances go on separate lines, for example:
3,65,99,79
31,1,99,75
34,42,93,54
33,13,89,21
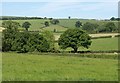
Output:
0,16,43,20
91,36,112,39
29,52,118,59
115,35,120,37
2,31,50,53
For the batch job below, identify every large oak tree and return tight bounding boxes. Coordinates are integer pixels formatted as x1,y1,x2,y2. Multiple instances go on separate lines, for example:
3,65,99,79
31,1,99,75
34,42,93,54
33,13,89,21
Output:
58,28,92,52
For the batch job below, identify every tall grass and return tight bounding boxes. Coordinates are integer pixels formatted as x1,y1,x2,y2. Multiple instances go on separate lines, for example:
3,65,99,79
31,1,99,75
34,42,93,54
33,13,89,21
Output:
2,52,118,81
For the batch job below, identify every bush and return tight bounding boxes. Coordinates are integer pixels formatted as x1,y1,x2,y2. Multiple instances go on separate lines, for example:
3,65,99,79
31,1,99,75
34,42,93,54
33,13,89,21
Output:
41,30,55,52
12,32,50,53
115,35,120,37
50,19,59,25
91,36,112,39
2,21,20,52
11,32,30,53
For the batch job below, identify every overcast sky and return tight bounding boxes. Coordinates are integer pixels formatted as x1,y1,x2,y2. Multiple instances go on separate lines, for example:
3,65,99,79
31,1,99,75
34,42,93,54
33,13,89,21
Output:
1,1,119,19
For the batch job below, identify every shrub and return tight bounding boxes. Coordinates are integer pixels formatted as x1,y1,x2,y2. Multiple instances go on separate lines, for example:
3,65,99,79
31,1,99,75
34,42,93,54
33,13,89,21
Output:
12,32,50,53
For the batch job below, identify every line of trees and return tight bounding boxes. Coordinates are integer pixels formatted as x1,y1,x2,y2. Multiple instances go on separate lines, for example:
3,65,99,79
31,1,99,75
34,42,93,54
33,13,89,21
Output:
110,17,120,21
2,21,91,53
0,16,44,20
2,21,54,53
75,21,118,33
44,19,60,27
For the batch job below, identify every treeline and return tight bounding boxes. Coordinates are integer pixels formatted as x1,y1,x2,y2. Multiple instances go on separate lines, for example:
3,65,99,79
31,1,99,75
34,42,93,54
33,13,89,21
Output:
110,17,120,21
2,21,91,53
2,21,55,53
0,16,47,20
73,20,118,33
82,22,118,33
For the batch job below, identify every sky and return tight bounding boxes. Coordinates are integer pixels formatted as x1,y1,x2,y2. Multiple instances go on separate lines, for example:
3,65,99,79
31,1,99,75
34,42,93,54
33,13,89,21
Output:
1,1,119,19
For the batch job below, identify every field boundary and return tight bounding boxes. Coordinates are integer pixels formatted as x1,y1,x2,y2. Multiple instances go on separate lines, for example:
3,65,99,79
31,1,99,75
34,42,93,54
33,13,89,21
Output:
8,52,118,59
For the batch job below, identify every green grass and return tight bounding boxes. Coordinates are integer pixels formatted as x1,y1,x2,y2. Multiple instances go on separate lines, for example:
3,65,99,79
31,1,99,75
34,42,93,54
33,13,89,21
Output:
42,25,68,32
55,37,118,51
89,37,118,51
0,19,118,32
2,52,118,81
59,19,118,29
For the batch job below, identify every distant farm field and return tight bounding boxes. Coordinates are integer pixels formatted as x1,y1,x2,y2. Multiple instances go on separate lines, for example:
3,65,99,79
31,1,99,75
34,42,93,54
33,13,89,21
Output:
2,52,118,81
0,19,118,32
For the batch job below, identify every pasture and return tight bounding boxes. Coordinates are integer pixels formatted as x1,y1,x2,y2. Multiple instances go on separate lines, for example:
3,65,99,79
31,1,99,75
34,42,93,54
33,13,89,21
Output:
2,52,118,81
55,37,119,51
1,19,119,81
0,19,118,32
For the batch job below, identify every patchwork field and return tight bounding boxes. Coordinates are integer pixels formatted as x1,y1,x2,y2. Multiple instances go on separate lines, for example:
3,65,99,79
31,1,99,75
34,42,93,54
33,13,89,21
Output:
0,19,118,32
1,19,119,81
2,52,118,81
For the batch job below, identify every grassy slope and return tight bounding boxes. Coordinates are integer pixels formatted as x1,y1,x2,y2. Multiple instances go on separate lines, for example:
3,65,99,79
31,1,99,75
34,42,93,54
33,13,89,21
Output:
42,25,67,32
0,19,118,32
2,52,118,81
59,19,118,29
89,37,118,51
55,37,118,51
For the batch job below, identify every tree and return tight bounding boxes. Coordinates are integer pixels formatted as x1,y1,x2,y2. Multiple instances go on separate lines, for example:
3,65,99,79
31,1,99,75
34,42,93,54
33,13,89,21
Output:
68,16,71,19
27,33,50,52
50,19,59,25
105,22,117,32
2,20,20,30
98,25,107,33
41,30,55,51
44,21,49,27
49,18,53,20
22,21,31,31
58,29,92,52
12,32,50,53
2,21,20,51
75,21,82,28
11,32,30,53
110,17,115,21
54,29,56,32
44,17,47,19
82,22,99,33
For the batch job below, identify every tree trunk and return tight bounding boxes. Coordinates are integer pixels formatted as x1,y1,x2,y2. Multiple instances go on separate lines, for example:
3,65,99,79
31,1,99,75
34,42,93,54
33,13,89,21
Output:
26,28,28,31
73,47,78,53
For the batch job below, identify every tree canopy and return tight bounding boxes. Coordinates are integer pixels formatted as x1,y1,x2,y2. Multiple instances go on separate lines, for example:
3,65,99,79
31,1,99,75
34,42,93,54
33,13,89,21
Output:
82,22,99,33
2,21,20,51
58,28,92,52
22,21,31,31
44,21,49,27
50,19,60,25
75,21,82,28
11,32,50,53
41,30,55,52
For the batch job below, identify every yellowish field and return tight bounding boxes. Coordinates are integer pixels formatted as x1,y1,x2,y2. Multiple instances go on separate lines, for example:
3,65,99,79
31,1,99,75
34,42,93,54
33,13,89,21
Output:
54,33,119,41
0,27,5,32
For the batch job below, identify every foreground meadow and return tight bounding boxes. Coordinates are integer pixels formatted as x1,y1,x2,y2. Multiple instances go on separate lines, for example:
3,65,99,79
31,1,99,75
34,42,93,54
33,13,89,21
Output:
2,52,118,81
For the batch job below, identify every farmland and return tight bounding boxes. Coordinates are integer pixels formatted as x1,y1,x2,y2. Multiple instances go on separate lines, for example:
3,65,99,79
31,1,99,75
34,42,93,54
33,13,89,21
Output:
55,37,118,51
1,18,119,81
0,19,118,32
2,52,118,81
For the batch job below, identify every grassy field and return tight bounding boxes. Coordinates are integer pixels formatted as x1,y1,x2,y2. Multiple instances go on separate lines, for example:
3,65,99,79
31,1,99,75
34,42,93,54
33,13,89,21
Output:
0,19,118,32
55,37,119,51
2,52,118,81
